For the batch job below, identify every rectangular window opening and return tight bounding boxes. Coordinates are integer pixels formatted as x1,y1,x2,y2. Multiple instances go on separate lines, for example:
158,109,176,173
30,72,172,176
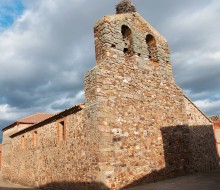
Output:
21,135,25,149
33,131,38,147
58,120,66,142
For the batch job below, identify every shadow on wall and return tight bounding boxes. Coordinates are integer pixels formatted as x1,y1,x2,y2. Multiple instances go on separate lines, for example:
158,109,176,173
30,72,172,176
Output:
122,125,219,189
11,125,218,190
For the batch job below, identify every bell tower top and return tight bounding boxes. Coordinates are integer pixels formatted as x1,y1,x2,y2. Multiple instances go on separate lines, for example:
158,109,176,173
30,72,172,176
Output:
93,0,173,80
116,0,136,14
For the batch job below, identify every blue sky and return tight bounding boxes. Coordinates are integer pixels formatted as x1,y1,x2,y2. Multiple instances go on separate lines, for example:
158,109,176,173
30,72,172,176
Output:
0,0,24,30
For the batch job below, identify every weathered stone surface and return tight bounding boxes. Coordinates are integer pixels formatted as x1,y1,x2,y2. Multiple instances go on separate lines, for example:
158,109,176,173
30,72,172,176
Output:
84,11,218,189
2,123,33,179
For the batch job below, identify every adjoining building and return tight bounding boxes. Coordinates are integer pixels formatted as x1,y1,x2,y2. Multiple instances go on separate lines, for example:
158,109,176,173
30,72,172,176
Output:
215,118,220,159
0,144,2,171
2,113,54,176
2,1,219,190
210,115,220,159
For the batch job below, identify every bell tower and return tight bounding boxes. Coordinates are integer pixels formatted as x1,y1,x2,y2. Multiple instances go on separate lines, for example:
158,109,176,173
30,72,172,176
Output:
93,0,175,81
84,0,188,189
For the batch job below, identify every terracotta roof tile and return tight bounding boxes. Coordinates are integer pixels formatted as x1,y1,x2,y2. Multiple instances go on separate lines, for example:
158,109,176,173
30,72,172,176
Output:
11,103,85,138
17,113,54,124
2,113,55,131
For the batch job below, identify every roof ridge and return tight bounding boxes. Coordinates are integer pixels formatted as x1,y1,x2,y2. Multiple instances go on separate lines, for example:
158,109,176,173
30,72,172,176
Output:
183,94,213,123
34,112,51,114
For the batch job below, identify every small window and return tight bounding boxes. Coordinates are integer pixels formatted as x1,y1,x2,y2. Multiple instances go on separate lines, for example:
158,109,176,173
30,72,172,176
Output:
146,34,158,62
33,131,38,147
21,135,25,149
57,120,66,142
121,25,133,55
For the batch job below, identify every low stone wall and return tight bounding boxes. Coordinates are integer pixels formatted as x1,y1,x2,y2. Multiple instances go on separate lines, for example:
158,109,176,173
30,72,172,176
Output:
3,109,102,189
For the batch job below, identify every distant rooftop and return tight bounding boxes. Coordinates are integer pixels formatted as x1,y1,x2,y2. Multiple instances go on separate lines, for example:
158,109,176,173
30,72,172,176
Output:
209,115,220,122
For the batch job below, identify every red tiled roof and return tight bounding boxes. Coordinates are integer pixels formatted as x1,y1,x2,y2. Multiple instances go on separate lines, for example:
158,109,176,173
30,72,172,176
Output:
209,115,220,122
2,113,55,131
11,103,85,138
215,119,220,127
210,116,220,127
17,113,54,124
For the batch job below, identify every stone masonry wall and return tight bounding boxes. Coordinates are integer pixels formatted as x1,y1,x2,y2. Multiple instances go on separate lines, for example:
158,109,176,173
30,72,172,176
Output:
189,125,219,172
84,12,216,189
5,109,103,189
2,123,32,179
152,125,218,183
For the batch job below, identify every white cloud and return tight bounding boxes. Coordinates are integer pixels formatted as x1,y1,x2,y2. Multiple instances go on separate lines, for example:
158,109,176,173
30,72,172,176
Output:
208,51,220,60
194,99,220,115
164,0,220,114
0,104,24,121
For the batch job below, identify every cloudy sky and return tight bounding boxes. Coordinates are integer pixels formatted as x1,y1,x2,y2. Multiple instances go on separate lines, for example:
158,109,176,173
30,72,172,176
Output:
0,0,220,135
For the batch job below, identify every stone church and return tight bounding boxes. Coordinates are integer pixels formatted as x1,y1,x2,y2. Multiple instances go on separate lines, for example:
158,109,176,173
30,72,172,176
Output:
2,1,219,189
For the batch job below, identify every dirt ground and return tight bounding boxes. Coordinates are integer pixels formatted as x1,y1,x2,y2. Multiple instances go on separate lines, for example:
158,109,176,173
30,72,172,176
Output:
0,172,33,190
0,169,220,190
126,168,220,190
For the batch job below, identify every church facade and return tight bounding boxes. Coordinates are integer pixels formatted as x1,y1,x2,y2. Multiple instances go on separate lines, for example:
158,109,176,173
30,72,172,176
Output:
2,1,219,189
